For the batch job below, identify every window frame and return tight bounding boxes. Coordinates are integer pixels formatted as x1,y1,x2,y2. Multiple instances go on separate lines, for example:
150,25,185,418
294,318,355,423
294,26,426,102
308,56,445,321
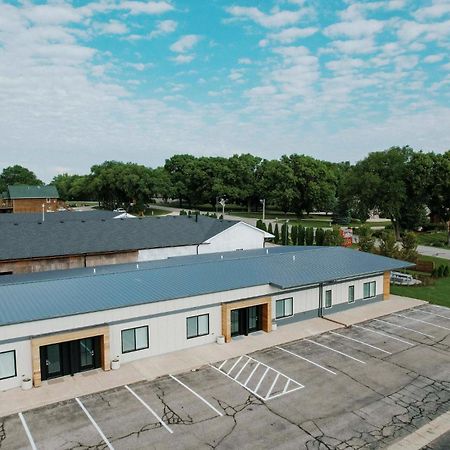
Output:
0,350,17,381
348,285,355,303
121,325,149,354
363,281,376,299
186,314,210,339
275,298,294,319
324,289,332,309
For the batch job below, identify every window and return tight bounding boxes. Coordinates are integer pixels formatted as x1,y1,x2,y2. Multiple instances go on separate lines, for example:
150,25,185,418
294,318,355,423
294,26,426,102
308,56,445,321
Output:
46,198,51,203
276,298,293,319
348,285,355,303
121,326,149,353
0,350,16,380
186,314,209,339
363,281,376,299
325,290,332,308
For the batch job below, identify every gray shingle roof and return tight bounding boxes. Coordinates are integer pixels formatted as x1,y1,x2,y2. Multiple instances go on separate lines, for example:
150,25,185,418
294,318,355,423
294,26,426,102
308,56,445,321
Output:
0,246,414,327
0,215,238,261
0,210,118,223
7,185,59,199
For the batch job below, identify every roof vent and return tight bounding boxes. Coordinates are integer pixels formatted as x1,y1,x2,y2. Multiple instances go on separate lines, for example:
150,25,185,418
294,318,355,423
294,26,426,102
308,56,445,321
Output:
81,220,85,223
221,255,223,260
59,220,64,223
101,219,106,222
136,263,139,269
293,255,296,262
93,268,96,274
266,249,269,254
37,222,42,225
14,222,19,226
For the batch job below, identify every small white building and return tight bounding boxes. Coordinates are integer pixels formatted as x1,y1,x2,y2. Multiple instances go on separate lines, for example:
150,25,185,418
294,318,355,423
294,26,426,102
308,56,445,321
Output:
0,247,412,391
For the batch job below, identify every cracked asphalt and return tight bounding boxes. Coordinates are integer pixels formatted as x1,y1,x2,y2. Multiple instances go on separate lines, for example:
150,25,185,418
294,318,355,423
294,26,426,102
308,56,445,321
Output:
1,303,449,449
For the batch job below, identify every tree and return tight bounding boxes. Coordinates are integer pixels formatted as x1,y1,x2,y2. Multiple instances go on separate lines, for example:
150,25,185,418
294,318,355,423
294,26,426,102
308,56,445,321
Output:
305,227,314,245
268,222,273,236
323,229,334,246
281,222,290,245
291,225,298,245
274,223,280,244
341,146,414,239
315,228,325,246
379,231,399,258
0,165,43,192
358,225,375,253
401,232,418,262
298,226,306,245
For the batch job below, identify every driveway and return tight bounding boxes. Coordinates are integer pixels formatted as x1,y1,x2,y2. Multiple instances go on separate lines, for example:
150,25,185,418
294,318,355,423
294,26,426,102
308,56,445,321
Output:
417,245,450,261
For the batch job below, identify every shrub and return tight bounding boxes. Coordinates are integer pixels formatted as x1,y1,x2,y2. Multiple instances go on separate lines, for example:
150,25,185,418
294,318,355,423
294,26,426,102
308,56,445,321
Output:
268,222,273,235
358,225,375,253
274,224,280,244
298,226,306,245
323,229,333,246
305,227,314,245
179,210,187,215
281,223,290,245
443,265,449,277
315,228,325,246
437,265,444,277
379,231,399,258
401,232,418,262
291,225,298,245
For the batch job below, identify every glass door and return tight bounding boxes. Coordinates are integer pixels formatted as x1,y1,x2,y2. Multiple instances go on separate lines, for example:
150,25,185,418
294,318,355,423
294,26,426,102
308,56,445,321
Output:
79,338,95,371
45,344,62,378
247,306,261,333
231,310,240,337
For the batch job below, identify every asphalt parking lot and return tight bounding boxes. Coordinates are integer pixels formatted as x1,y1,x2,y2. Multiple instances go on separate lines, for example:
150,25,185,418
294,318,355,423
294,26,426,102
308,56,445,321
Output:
1,303,450,449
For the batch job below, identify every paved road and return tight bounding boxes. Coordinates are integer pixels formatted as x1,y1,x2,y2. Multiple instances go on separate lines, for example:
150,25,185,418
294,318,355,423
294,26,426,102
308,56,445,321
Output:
417,245,450,261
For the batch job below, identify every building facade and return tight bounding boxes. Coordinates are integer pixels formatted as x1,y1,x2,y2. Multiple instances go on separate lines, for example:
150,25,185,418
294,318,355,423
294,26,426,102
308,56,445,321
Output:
0,185,60,214
0,247,409,392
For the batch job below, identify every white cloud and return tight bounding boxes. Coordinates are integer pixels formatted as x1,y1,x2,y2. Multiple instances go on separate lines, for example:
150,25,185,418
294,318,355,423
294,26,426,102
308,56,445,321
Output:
326,58,366,72
119,1,174,15
244,85,277,98
423,54,445,63
226,6,305,28
414,2,450,21
268,26,318,43
171,54,195,64
22,4,84,25
238,58,252,64
397,19,450,42
98,20,129,35
170,35,201,53
229,69,245,82
332,38,377,54
324,19,385,39
395,55,419,71
149,19,177,38
259,39,269,47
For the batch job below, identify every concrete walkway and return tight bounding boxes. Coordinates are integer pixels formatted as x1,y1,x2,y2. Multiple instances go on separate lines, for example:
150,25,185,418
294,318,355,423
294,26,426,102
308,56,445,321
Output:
0,295,425,418
388,411,450,450
418,245,450,261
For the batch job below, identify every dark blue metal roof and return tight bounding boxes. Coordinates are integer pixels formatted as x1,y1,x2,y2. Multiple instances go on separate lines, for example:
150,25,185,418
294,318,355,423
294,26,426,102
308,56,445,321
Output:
0,247,413,327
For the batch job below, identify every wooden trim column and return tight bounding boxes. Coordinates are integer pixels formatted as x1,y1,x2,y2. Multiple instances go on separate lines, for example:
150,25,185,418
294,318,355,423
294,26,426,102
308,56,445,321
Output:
31,325,110,387
221,296,272,343
383,271,390,300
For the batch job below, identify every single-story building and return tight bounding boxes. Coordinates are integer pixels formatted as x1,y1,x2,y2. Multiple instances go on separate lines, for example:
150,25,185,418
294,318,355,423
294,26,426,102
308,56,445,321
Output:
0,246,413,391
0,215,273,275
0,185,60,214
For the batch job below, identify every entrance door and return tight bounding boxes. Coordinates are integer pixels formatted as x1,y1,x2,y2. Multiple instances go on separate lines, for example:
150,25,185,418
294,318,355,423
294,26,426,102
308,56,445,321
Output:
41,344,63,379
79,338,95,371
230,305,263,337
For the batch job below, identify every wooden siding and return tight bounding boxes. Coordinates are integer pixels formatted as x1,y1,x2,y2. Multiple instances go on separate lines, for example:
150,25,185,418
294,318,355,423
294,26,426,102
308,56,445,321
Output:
31,326,110,387
383,271,390,299
221,296,272,343
12,198,59,213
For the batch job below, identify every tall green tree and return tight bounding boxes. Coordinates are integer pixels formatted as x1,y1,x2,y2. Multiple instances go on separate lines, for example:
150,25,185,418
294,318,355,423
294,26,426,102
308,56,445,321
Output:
0,165,43,192
298,226,306,245
305,227,314,245
357,225,375,253
315,228,325,246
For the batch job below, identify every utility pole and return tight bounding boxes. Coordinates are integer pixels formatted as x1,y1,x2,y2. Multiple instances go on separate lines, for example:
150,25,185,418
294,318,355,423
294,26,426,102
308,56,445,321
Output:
260,198,265,222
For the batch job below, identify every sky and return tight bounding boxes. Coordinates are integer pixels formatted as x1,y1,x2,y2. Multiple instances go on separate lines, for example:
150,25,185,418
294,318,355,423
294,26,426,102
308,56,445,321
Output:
0,0,449,181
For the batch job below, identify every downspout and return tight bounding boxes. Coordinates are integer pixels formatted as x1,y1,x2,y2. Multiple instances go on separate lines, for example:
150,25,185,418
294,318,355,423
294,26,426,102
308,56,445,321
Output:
318,283,323,318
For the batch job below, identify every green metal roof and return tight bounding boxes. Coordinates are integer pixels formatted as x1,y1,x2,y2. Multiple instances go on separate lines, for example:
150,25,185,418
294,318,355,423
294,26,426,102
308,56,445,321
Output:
7,184,59,199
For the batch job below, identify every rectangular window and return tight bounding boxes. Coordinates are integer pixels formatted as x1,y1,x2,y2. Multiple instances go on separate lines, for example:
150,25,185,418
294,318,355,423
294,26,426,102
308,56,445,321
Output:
121,326,149,353
276,298,293,319
186,314,209,339
325,290,332,308
0,350,17,380
348,285,355,303
363,281,376,299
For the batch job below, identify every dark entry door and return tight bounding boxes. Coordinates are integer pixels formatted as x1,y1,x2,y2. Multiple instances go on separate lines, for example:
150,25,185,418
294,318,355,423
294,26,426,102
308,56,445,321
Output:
79,338,95,371
44,343,63,379
231,306,262,337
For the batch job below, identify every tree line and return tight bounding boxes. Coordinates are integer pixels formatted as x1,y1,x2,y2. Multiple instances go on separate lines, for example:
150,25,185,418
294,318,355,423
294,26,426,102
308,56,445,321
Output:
1,146,449,241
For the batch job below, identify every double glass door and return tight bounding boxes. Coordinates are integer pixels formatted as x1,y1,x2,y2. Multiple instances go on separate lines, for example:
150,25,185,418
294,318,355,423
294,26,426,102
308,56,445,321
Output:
40,336,100,380
231,305,262,337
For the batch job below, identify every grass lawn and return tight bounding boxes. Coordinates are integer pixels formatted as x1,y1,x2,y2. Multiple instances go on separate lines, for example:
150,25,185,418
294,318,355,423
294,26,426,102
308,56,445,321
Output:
416,231,449,249
391,254,450,308
144,207,170,216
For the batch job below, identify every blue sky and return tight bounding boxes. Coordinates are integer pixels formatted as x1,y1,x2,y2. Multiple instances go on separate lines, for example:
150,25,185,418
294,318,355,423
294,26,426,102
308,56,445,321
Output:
0,0,449,180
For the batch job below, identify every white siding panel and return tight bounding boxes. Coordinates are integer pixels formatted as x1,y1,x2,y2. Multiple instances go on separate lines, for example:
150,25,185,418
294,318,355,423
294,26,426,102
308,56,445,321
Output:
138,245,197,262
0,340,32,391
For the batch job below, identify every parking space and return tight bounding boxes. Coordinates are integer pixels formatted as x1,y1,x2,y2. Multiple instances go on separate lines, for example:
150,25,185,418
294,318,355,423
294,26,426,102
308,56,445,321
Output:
1,304,449,449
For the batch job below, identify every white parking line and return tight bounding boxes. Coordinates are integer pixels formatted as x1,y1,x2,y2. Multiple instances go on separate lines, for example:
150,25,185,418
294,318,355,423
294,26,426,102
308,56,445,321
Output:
75,397,115,449
394,314,450,331
218,359,228,370
234,357,251,379
169,374,223,417
373,319,435,338
353,325,414,345
210,355,304,401
415,310,450,321
329,331,392,354
124,385,173,434
227,355,243,375
275,346,336,375
303,339,366,364
18,412,37,450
